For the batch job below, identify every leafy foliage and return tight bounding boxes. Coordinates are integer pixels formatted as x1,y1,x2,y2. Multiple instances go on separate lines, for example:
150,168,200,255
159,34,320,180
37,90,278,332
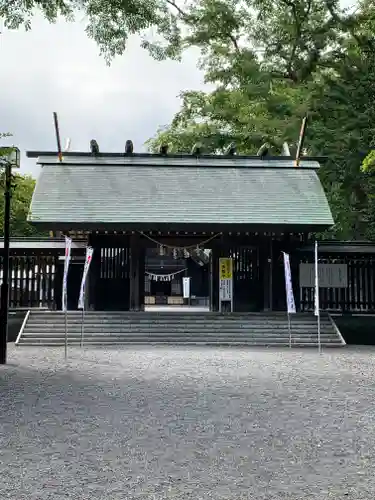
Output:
0,0,359,65
2,1,375,239
147,0,375,240
0,141,44,237
0,169,43,237
362,151,375,172
0,0,182,63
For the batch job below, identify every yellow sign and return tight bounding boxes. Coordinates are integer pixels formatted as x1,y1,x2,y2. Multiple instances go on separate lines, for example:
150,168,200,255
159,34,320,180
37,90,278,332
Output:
219,258,233,280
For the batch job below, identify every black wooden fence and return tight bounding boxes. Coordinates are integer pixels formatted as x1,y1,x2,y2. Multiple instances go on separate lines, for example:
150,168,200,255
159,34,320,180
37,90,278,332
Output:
0,255,59,309
298,251,375,313
94,246,130,310
2,240,375,312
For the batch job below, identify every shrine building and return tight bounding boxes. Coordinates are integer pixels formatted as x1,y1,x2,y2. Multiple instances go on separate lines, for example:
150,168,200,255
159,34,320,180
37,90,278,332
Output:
26,149,333,313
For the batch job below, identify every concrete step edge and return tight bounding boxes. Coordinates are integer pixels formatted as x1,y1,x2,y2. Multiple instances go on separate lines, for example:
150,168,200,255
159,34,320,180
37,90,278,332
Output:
17,341,345,347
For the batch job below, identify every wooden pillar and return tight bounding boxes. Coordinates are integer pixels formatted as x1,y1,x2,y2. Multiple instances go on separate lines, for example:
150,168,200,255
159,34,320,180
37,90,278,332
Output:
129,233,141,311
289,235,301,312
138,244,145,311
210,245,220,312
54,255,63,310
88,233,101,311
210,240,226,312
262,236,273,311
271,238,281,311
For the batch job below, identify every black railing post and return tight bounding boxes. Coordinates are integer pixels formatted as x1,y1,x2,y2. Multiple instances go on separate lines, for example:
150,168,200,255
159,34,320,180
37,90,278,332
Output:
0,161,12,364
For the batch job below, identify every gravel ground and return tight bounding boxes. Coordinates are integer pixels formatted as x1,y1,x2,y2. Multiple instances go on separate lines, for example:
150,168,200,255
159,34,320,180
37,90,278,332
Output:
1,345,375,500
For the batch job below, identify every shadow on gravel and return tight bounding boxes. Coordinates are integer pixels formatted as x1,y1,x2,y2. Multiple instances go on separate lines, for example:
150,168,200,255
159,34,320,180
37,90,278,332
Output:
1,350,374,499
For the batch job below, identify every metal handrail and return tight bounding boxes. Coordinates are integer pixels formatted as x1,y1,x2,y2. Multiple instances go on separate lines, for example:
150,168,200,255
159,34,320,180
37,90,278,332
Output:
15,309,30,345
328,313,346,345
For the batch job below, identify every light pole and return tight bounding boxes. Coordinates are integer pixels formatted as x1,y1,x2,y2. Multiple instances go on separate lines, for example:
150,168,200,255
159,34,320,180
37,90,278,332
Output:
0,146,20,364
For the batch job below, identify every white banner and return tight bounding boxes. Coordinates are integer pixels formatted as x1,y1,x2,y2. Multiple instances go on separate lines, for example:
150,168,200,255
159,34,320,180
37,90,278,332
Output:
314,241,320,317
182,277,190,298
282,252,296,314
62,236,72,312
78,246,94,310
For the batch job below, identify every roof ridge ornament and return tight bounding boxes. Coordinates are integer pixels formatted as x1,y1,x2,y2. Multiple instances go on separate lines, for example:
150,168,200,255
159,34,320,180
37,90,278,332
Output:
294,116,308,167
224,142,236,156
90,139,99,156
159,144,169,155
53,112,63,162
125,140,134,155
282,142,291,156
64,138,71,152
191,143,202,156
257,143,270,159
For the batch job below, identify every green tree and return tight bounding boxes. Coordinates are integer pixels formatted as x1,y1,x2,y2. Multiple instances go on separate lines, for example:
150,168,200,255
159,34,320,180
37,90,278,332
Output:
0,141,42,237
0,171,41,237
309,51,375,239
147,0,375,240
363,151,375,172
147,0,356,154
1,0,357,64
0,0,182,63
307,0,375,238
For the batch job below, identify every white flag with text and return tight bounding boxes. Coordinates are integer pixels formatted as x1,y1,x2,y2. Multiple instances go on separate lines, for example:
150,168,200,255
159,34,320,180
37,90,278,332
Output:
62,236,72,312
314,241,320,316
78,246,94,310
282,252,296,314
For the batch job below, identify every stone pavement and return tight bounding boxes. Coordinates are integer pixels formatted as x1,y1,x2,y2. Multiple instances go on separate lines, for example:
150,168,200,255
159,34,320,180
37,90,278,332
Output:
1,345,375,499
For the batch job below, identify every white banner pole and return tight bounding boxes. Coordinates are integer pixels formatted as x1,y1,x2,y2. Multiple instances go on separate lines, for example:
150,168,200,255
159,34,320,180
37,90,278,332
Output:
78,247,94,349
282,252,296,348
219,259,222,313
65,310,68,359
62,236,72,360
318,310,321,354
314,240,321,354
230,270,234,313
80,307,85,348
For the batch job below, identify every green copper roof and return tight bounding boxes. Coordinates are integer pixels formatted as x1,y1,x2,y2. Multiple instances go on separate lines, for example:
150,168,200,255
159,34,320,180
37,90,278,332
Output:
29,158,333,228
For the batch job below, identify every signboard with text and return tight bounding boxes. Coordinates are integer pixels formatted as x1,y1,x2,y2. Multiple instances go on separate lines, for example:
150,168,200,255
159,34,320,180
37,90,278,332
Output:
219,258,233,303
182,277,190,299
299,263,348,288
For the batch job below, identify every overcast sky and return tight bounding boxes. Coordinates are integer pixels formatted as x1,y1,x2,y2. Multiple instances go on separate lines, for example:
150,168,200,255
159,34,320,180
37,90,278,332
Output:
0,15,206,177
0,0,355,178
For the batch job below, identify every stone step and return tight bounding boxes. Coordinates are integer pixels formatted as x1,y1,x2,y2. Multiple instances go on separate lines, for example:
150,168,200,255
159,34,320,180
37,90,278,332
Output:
19,334,341,340
23,328,333,337
25,325,332,333
26,319,331,326
23,322,333,329
21,331,338,338
26,311,328,317
26,320,331,327
27,312,328,318
26,325,332,332
27,315,331,321
16,311,345,348
25,325,332,330
19,338,342,347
